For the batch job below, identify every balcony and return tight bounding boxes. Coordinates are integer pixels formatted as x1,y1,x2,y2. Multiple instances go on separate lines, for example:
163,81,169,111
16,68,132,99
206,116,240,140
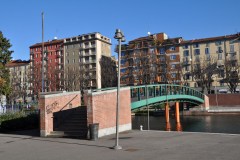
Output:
56,47,63,51
56,54,62,58
229,56,237,61
228,51,237,55
84,60,96,64
182,61,191,66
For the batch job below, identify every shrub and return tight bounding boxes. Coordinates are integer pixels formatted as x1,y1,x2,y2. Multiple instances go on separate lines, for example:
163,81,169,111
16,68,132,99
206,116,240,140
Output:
0,112,39,132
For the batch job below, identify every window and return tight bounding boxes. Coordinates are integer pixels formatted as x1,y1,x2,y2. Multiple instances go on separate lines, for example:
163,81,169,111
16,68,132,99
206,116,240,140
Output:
150,48,154,53
73,52,75,56
160,56,165,61
195,56,200,62
217,46,223,53
182,45,188,49
193,43,199,48
229,40,234,44
215,41,222,46
206,54,211,61
171,73,176,78
170,55,176,60
205,48,209,54
73,59,75,63
218,53,222,60
194,49,200,55
183,50,189,57
169,46,175,51
67,60,69,64
171,64,176,69
159,48,165,54
230,45,234,53
206,43,210,47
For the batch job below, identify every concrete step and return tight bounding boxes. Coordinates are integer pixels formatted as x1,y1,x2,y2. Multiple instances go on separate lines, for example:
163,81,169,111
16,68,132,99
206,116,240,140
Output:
47,131,65,138
48,130,88,139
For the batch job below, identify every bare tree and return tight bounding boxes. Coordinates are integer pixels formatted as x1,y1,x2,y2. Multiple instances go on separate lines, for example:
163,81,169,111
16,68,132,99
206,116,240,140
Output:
64,67,80,92
100,55,117,88
223,58,240,93
192,56,217,93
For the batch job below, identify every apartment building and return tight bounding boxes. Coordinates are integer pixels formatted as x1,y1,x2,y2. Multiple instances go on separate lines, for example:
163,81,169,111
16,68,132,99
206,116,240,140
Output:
64,32,111,89
120,32,182,86
180,33,240,89
29,39,64,96
5,60,31,103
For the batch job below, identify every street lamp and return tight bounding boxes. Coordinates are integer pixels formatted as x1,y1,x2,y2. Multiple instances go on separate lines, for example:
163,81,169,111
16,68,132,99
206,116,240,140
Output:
113,29,125,150
41,12,45,93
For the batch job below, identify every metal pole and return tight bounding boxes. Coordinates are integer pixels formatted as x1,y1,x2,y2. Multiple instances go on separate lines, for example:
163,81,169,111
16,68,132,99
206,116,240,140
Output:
114,38,122,150
41,12,45,93
215,76,218,107
146,85,149,130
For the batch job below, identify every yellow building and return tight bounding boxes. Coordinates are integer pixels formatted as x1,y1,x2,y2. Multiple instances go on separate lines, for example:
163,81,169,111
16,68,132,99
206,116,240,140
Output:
179,33,240,92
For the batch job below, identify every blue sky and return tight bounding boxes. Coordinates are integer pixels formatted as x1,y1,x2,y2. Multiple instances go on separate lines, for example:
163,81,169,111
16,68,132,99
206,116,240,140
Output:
1,0,240,60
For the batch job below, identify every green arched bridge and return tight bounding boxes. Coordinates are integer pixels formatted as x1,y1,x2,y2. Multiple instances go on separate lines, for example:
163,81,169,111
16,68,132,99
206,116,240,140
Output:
130,84,205,110
92,84,206,110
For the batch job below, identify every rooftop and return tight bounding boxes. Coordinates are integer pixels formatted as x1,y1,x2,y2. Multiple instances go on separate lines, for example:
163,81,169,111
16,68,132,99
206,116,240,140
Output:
5,60,30,67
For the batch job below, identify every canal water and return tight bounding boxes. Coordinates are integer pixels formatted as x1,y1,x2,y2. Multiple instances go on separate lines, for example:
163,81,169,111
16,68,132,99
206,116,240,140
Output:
132,115,240,134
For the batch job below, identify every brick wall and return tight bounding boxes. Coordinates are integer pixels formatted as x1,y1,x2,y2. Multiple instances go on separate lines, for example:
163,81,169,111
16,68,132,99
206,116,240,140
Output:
207,94,240,106
39,91,81,137
85,87,132,137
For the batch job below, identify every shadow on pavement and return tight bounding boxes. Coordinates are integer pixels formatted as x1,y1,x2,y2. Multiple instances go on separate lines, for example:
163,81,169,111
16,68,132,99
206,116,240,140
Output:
1,129,40,137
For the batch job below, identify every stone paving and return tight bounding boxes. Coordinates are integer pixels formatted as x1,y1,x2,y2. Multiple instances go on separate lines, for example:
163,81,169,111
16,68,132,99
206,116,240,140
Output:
0,130,240,160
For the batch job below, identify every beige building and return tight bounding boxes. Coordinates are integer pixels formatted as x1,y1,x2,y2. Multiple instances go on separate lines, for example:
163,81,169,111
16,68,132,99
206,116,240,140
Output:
64,32,111,90
179,33,240,91
6,60,31,103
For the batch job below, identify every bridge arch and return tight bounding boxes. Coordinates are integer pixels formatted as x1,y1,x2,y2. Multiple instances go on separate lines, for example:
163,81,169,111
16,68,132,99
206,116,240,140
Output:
130,84,207,110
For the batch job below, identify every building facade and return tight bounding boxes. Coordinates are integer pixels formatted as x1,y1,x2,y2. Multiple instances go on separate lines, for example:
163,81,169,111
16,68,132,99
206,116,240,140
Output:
121,32,240,93
120,33,182,86
29,32,112,99
179,33,240,92
5,60,31,103
64,32,111,90
30,39,64,97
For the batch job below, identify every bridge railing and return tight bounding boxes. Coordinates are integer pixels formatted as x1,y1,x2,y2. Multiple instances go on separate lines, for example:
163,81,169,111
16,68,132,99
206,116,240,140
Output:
130,84,204,102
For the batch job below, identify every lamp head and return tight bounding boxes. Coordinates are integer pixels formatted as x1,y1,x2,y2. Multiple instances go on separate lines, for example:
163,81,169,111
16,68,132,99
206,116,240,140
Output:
114,29,123,39
121,35,126,42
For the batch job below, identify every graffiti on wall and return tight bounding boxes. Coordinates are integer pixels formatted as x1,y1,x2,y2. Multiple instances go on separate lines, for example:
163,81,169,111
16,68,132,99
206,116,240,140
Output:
46,101,59,114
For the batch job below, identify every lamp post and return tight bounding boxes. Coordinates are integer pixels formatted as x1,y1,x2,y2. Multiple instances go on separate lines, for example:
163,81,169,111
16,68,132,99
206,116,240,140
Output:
113,29,125,150
41,12,45,93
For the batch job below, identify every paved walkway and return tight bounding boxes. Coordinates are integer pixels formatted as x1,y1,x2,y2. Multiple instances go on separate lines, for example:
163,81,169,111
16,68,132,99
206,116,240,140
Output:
0,130,240,160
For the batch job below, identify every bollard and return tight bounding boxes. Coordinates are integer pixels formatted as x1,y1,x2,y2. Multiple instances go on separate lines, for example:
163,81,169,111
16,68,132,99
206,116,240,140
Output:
140,125,143,131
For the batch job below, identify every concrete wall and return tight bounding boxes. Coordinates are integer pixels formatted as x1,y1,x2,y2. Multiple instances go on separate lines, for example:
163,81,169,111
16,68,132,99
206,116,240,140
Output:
84,87,132,137
207,94,240,107
39,91,81,137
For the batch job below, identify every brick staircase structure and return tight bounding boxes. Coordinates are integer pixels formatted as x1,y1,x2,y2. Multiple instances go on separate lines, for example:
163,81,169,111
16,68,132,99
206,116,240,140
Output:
48,106,88,139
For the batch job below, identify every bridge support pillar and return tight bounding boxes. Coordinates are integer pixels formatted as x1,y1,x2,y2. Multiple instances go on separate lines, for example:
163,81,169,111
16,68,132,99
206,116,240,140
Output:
175,102,180,123
165,103,169,123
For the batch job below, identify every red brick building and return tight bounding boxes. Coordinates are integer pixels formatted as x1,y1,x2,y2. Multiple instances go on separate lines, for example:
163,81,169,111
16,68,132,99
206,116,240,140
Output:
29,39,64,98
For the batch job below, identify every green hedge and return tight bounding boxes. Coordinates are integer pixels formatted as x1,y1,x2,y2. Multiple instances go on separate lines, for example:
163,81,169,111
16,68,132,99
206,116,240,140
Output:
0,112,39,132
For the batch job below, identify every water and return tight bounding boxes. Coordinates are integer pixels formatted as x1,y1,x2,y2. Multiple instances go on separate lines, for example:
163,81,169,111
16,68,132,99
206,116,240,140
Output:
132,115,240,134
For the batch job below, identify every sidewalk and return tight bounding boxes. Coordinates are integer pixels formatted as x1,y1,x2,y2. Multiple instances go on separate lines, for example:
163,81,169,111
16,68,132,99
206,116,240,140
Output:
0,130,240,160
